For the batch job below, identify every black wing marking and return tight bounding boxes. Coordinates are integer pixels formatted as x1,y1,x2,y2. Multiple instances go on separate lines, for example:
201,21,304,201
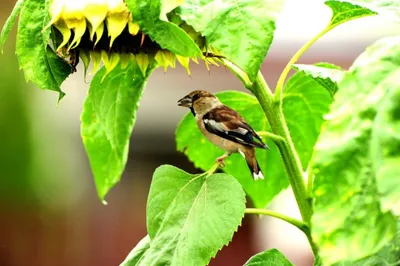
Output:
203,108,267,149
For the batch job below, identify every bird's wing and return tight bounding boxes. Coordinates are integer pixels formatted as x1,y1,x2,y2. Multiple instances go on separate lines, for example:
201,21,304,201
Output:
203,106,268,149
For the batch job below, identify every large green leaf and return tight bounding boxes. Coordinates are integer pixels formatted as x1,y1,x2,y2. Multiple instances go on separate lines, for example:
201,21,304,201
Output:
311,36,400,264
292,63,344,98
283,67,334,170
139,165,245,265
335,219,400,266
125,0,201,57
81,61,154,202
16,0,70,99
177,0,285,81
120,235,150,266
328,0,400,23
176,91,287,208
325,1,377,27
244,249,293,266
0,0,24,53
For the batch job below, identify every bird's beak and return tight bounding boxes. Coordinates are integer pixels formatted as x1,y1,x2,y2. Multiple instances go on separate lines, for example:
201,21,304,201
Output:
177,96,192,107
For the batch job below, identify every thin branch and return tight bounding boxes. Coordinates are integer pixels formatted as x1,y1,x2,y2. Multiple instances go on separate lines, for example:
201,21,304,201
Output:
219,58,253,91
274,26,332,104
245,208,308,233
257,131,285,145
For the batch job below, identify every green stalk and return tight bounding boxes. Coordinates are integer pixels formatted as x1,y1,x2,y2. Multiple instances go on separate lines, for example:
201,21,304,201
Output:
253,72,312,222
245,208,308,233
257,131,285,145
274,26,332,103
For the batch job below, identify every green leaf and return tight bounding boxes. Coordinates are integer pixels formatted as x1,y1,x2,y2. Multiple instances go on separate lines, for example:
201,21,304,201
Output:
126,0,201,57
16,0,70,99
81,61,154,202
283,67,334,170
311,36,400,264
140,165,245,265
328,0,400,23
292,63,344,98
177,0,285,81
120,235,150,266
244,249,293,266
0,0,24,53
176,91,288,208
325,1,377,27
335,219,400,266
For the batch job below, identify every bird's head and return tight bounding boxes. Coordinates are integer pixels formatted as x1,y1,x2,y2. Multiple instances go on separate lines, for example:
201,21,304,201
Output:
178,90,221,116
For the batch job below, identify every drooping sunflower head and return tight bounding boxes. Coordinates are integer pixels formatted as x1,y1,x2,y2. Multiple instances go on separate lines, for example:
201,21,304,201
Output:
47,0,221,78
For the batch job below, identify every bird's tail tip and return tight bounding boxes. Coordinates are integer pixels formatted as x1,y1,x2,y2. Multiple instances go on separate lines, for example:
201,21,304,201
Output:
252,171,264,181
247,159,264,181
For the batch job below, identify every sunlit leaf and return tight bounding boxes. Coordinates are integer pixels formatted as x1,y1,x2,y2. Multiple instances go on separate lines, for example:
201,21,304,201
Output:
325,1,377,27
126,0,201,57
0,0,25,53
311,36,400,265
292,63,344,97
139,165,245,265
16,0,71,99
244,249,293,266
177,0,285,81
120,235,150,266
327,0,400,23
81,61,155,201
335,219,400,266
283,68,333,170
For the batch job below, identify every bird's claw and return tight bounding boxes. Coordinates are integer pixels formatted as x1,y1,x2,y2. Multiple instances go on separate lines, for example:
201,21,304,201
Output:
216,157,226,168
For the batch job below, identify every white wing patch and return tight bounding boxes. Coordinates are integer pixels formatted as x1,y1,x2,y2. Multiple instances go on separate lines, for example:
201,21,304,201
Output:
204,118,226,132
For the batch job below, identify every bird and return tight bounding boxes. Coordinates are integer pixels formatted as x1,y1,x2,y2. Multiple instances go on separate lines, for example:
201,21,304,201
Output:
177,90,269,180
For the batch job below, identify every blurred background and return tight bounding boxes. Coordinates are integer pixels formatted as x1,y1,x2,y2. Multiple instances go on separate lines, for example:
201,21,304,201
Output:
0,0,399,265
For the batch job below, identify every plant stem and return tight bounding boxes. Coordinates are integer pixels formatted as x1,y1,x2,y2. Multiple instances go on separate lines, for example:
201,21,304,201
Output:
206,162,220,177
245,208,308,233
220,58,253,91
257,131,285,145
274,26,332,103
253,72,312,223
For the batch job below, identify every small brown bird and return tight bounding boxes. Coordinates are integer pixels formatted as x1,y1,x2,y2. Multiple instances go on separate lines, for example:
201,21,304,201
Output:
178,90,268,180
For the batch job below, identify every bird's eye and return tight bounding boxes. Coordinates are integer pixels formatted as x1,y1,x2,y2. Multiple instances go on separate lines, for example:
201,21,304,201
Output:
192,94,200,101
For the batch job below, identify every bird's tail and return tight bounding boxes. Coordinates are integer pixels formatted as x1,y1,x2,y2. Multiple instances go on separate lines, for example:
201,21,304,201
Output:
243,149,264,181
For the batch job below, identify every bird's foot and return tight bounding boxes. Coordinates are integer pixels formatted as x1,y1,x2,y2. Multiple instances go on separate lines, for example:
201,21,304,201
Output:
216,154,229,167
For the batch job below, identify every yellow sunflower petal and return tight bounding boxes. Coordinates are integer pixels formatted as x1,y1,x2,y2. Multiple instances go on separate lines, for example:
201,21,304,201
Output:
101,52,120,82
128,19,140,36
92,22,104,46
79,49,91,80
90,51,102,74
53,20,71,51
120,53,130,69
106,1,129,48
136,53,149,77
45,0,66,29
176,55,191,75
84,0,108,41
